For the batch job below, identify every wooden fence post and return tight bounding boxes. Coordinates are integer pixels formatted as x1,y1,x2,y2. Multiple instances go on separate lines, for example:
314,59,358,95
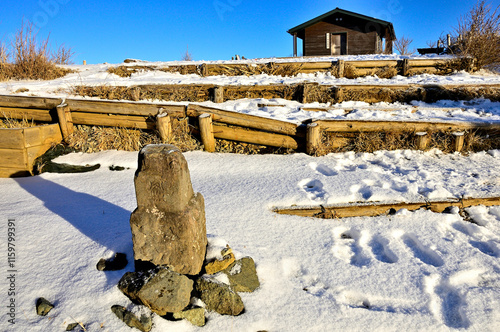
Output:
334,86,344,103
337,60,345,78
306,122,321,155
453,132,465,152
156,114,172,143
199,113,216,152
415,132,428,150
214,86,224,103
56,104,74,141
402,59,410,76
199,63,208,77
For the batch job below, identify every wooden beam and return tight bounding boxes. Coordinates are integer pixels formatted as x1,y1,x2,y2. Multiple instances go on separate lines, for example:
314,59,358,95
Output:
453,132,465,152
415,132,429,150
0,95,62,109
213,86,224,103
212,123,299,149
316,120,500,133
273,197,500,219
186,104,301,137
71,112,154,129
199,114,216,152
306,123,321,155
56,104,74,141
156,114,172,143
66,99,185,117
0,107,53,122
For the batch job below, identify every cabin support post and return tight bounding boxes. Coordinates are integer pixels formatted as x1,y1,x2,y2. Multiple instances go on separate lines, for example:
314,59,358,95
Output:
306,123,321,155
453,132,465,152
415,132,428,150
156,113,172,143
293,33,298,57
56,104,74,141
199,113,216,152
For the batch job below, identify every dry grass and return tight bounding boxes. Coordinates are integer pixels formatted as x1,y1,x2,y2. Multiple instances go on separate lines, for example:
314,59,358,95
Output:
0,116,38,128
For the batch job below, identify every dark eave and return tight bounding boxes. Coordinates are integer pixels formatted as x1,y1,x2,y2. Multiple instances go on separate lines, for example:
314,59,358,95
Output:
287,7,396,40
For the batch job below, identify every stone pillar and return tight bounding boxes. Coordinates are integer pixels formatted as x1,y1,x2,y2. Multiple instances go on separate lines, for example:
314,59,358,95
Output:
130,144,207,275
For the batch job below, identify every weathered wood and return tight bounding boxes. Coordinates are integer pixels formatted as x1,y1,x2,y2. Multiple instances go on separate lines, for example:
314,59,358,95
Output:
56,104,74,141
347,60,398,68
316,120,500,133
156,114,172,143
71,112,154,129
306,123,321,155
300,62,333,70
0,128,25,149
453,132,465,152
409,59,448,67
273,197,500,219
0,107,53,122
199,114,216,152
415,132,429,150
212,123,300,149
337,60,345,77
214,86,224,103
402,58,410,76
0,148,27,168
66,99,184,117
0,95,62,109
0,167,31,178
186,104,301,137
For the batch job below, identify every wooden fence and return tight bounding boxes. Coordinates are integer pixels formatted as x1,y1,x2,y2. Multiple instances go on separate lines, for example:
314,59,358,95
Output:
1,94,499,165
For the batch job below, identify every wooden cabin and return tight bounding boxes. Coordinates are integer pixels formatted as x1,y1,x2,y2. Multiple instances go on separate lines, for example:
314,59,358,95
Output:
287,8,396,57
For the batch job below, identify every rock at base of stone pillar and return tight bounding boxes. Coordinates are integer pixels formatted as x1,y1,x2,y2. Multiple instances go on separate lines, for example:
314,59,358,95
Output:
130,144,207,276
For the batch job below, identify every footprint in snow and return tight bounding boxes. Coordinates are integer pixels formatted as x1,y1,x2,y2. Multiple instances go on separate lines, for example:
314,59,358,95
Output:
451,221,500,258
402,233,444,267
369,234,398,264
298,178,328,202
331,227,371,267
309,162,337,176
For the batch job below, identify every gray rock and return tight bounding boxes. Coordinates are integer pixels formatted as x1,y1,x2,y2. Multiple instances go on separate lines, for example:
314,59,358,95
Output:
130,144,207,275
118,268,193,316
196,277,244,316
137,268,193,315
36,297,54,316
223,257,260,292
173,307,206,327
96,253,128,271
111,305,153,332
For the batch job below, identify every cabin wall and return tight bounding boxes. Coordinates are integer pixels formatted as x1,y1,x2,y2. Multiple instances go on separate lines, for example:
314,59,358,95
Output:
304,21,379,56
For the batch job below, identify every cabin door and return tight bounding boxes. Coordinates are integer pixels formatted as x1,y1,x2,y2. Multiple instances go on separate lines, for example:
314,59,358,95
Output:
331,34,342,55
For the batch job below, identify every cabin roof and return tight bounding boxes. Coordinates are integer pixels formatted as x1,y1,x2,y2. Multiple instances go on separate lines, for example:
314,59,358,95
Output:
287,7,396,40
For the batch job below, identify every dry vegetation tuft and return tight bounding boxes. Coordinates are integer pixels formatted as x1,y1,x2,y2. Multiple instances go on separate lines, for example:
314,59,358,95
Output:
0,116,38,128
0,21,73,81
454,0,500,69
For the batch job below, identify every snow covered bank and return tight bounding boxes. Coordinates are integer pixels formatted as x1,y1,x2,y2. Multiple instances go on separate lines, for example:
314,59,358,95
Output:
1,149,499,331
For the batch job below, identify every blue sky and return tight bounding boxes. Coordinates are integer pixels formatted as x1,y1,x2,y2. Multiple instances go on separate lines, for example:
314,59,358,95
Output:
1,0,497,64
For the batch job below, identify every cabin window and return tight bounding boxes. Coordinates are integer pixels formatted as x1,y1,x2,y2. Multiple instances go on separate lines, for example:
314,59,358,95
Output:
326,33,330,49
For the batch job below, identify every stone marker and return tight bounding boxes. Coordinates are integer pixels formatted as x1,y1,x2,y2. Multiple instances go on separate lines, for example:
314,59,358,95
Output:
196,277,244,316
130,144,207,275
223,257,260,292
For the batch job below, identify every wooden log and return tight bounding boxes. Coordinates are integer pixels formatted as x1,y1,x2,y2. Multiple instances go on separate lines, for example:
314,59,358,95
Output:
316,120,500,133
416,132,429,150
272,196,500,219
56,104,74,141
299,62,333,70
214,86,224,103
402,59,410,76
199,63,208,77
0,107,53,122
0,148,27,168
306,123,321,155
156,114,172,143
337,60,345,78
186,104,301,137
0,95,62,109
334,86,344,102
66,99,185,117
453,132,465,152
71,112,154,129
346,60,398,68
408,59,448,67
199,114,216,152
212,123,299,149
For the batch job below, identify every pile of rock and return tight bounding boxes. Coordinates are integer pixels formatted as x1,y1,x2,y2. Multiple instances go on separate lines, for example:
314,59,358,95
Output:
111,145,259,331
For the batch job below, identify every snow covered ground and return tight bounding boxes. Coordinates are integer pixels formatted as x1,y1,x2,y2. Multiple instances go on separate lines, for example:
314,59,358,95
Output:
1,56,500,331
1,148,500,331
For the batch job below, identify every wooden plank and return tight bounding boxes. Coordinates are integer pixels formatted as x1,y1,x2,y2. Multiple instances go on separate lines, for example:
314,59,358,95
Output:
0,167,31,178
0,148,27,168
0,128,25,149
0,95,62,109
316,120,500,133
306,123,321,155
408,59,448,67
71,112,154,129
346,60,398,68
300,62,333,70
199,114,216,152
187,104,301,137
0,107,53,122
57,104,74,140
66,99,185,117
156,115,172,143
273,197,500,219
212,123,300,149
23,124,63,148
